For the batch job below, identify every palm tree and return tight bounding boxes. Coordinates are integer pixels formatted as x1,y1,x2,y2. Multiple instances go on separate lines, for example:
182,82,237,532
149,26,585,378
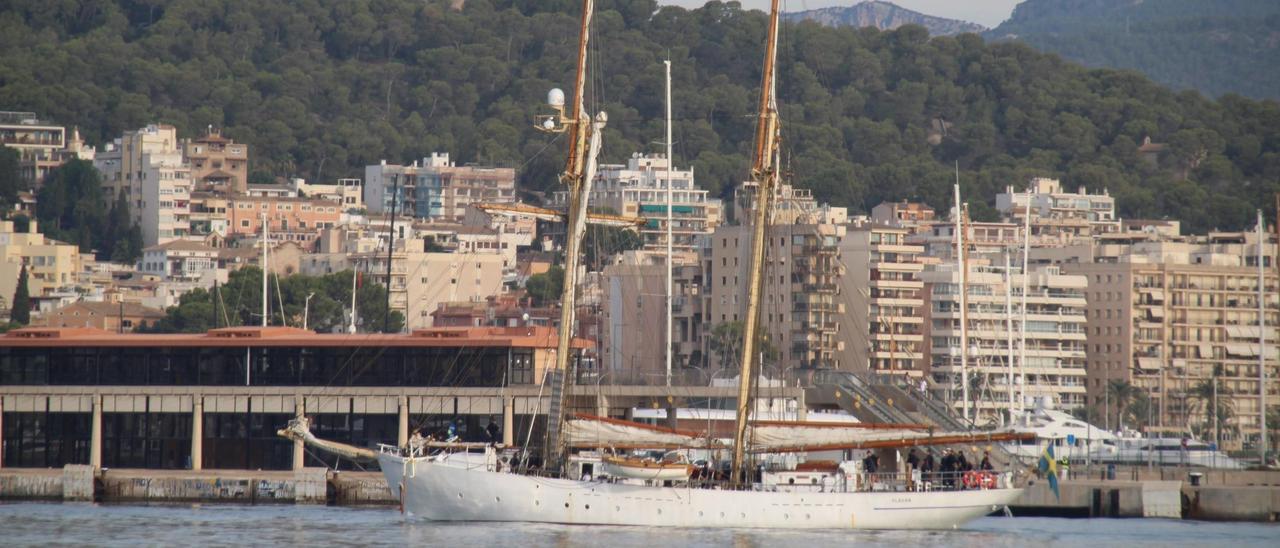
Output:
1126,391,1153,431
1107,380,1138,432
1187,366,1235,443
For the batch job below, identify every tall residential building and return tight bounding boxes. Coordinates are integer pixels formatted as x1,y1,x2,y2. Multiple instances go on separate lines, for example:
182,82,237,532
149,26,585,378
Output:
550,153,723,252
839,221,926,378
996,177,1119,244
1057,228,1278,450
183,128,249,194
707,221,846,372
364,153,515,222
922,263,1089,424
0,112,94,186
93,124,192,246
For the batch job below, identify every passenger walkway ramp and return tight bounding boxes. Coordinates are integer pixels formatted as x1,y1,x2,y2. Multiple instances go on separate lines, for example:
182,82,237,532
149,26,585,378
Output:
802,370,919,425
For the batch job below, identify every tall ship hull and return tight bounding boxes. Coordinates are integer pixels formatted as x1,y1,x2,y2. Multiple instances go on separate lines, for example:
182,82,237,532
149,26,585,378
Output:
379,454,1022,529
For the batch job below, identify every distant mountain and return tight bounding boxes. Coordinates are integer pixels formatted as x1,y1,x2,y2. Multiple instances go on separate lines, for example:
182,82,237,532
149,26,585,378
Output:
986,0,1280,99
785,1,985,37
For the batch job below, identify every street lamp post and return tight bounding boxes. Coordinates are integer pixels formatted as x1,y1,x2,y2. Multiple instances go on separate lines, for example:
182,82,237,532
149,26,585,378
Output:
303,292,316,331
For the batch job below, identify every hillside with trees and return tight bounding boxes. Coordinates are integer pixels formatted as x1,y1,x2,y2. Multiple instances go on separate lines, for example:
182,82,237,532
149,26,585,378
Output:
987,0,1280,100
1,0,1278,233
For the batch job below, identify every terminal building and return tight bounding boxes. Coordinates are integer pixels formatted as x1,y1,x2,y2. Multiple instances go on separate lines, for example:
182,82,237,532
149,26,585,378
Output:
0,326,581,471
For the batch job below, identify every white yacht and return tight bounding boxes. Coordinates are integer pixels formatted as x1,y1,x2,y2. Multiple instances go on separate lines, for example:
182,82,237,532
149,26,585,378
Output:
1090,436,1246,469
1000,404,1117,462
999,402,1245,469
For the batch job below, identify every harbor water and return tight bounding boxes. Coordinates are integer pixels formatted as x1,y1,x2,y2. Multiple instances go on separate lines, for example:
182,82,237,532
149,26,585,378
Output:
1,502,1276,547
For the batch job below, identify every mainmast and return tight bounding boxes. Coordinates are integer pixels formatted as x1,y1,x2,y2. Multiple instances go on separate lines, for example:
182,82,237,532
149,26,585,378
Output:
732,0,783,485
541,0,606,471
664,59,674,387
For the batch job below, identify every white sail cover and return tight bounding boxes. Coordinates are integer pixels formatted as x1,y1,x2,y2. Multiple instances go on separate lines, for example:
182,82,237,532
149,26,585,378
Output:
747,422,977,452
564,414,711,449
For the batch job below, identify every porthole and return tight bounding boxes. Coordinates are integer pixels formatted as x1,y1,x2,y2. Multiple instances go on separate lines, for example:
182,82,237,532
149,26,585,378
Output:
564,502,570,508
585,505,590,510
496,497,501,503
457,493,463,499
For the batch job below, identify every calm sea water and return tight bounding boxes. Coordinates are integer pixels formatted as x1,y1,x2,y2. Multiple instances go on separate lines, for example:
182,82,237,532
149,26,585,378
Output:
1,502,1276,547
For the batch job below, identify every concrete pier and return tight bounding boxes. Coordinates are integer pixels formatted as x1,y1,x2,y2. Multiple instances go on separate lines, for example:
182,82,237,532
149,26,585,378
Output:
0,466,396,505
1012,468,1280,520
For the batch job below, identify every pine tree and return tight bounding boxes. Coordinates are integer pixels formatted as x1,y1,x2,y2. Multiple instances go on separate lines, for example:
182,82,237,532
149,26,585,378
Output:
10,263,31,325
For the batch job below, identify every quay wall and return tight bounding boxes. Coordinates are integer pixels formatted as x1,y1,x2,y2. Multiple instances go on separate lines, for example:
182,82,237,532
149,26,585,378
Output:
0,467,395,506
1013,471,1280,521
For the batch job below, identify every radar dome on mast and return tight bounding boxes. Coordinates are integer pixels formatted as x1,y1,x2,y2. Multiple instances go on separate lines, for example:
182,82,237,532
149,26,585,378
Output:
547,88,565,107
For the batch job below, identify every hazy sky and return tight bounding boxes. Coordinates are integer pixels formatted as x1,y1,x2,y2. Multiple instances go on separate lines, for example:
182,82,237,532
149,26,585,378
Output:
658,1,1023,28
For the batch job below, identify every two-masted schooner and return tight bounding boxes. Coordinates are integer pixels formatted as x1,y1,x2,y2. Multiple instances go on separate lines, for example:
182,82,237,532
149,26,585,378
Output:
281,0,1032,529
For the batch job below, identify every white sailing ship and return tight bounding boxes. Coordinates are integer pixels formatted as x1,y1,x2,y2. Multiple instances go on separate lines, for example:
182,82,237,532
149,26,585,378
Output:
282,0,1033,529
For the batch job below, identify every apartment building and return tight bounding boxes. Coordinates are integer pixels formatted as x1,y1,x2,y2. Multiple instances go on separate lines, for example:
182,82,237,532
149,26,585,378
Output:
139,240,224,284
707,221,846,372
0,220,84,306
291,178,362,210
1058,228,1277,449
226,195,342,248
300,248,504,330
550,153,722,252
870,201,936,232
94,124,193,246
922,263,1089,424
0,112,94,186
365,153,515,222
182,128,249,194
996,177,1119,244
839,221,927,378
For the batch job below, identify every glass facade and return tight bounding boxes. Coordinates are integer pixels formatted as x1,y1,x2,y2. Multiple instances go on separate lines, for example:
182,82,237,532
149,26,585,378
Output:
2,411,91,468
202,412,294,470
102,412,191,469
0,346,533,387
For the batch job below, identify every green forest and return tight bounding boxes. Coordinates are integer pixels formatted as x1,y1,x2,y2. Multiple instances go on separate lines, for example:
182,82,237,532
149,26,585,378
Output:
988,0,1280,100
1,0,1278,233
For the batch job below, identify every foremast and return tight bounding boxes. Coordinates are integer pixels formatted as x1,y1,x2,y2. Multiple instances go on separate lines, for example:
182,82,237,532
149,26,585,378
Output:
542,0,606,472
732,0,783,485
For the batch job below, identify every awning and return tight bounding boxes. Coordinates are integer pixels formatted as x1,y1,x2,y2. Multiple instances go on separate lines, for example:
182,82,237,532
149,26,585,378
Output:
1147,307,1164,318
1136,357,1161,371
1199,344,1214,359
1226,344,1258,357
1225,325,1261,339
1147,289,1165,301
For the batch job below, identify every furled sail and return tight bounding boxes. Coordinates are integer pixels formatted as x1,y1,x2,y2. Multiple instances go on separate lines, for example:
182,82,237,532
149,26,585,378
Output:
564,414,715,449
746,421,1035,453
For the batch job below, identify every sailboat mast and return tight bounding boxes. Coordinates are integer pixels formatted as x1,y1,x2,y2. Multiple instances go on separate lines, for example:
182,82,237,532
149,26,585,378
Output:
544,0,604,471
1004,250,1014,425
664,59,674,387
1260,208,1268,465
261,212,269,327
954,178,969,425
732,0,782,485
1019,185,1031,413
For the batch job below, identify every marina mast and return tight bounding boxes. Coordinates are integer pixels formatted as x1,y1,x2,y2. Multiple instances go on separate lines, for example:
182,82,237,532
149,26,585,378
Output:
664,59,674,387
732,0,782,485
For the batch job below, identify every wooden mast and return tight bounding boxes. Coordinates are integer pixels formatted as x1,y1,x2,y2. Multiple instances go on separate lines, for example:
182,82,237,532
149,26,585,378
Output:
543,0,605,471
732,0,782,485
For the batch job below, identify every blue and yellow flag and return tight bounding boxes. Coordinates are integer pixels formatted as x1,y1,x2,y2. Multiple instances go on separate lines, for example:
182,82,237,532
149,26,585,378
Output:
1038,444,1060,500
